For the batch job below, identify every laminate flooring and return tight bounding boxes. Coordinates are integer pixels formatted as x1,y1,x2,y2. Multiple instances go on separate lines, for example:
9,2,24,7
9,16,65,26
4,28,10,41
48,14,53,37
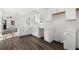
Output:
0,35,64,50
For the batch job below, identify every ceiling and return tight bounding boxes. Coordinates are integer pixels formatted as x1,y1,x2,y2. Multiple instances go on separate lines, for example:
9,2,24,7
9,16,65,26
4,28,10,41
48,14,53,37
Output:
0,8,40,17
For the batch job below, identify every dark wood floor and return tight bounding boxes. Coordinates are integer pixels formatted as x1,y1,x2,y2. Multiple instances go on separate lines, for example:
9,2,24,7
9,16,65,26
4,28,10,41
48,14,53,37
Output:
0,35,64,50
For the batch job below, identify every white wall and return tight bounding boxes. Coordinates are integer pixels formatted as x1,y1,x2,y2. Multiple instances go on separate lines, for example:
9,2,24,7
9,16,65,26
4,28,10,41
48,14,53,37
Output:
0,9,3,40
0,17,2,34
0,18,2,40
52,13,65,43
76,10,79,49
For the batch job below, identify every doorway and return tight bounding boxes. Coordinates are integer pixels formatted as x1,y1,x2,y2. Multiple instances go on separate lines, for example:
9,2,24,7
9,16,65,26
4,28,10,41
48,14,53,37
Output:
2,20,7,30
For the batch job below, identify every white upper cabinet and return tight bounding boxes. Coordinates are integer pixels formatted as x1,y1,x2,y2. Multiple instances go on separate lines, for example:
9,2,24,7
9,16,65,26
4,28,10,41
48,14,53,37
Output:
65,8,76,20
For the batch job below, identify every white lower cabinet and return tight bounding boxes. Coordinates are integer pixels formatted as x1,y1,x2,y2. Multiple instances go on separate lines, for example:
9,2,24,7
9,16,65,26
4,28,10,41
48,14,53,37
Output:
64,31,76,50
64,21,76,50
44,28,53,43
18,27,31,36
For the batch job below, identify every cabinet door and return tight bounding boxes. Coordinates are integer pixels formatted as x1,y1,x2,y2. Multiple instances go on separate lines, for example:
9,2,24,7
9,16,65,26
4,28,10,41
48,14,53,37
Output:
65,9,76,20
64,31,76,50
44,29,50,42
64,21,76,50
44,28,53,42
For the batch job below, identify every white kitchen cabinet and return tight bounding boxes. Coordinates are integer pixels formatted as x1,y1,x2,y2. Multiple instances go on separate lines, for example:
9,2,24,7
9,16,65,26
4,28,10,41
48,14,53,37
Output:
64,30,76,50
32,28,40,38
65,8,76,20
18,27,31,36
44,28,53,42
64,21,76,50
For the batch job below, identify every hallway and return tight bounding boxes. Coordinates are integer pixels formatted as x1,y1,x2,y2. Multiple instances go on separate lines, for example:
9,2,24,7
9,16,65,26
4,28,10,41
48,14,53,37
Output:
0,35,64,50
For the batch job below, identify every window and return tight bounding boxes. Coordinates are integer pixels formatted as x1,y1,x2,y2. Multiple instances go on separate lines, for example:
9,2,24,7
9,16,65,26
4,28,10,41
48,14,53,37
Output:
11,21,15,25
